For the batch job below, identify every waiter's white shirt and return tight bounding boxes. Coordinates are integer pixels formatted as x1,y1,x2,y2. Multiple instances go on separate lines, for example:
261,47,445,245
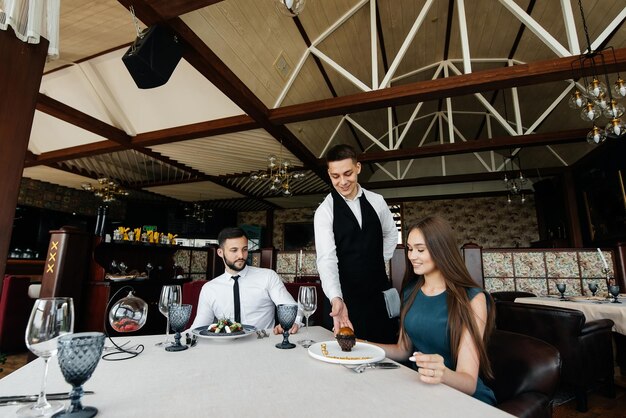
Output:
314,185,397,302
189,265,297,330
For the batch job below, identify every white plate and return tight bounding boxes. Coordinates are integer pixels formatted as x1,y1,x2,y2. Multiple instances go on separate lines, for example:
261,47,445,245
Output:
192,324,257,340
308,341,385,365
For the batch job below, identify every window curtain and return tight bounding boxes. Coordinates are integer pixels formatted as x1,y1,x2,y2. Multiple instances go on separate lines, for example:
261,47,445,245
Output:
0,0,60,58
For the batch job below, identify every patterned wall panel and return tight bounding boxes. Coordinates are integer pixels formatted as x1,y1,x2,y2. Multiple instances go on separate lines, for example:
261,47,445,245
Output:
483,249,615,297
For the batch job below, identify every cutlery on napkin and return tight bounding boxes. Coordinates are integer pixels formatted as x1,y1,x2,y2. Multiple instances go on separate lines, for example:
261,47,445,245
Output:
0,391,94,406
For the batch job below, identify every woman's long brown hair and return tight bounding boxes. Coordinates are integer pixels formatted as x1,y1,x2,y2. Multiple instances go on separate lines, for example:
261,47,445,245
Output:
399,215,494,379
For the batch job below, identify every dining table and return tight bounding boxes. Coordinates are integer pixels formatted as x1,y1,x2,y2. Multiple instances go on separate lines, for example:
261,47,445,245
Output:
514,295,626,335
0,326,512,417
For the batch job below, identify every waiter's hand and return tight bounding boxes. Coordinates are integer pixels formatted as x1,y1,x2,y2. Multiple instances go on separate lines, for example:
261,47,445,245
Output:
330,297,354,335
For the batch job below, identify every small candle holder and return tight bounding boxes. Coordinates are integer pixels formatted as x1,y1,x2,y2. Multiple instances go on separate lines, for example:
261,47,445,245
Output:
602,267,611,296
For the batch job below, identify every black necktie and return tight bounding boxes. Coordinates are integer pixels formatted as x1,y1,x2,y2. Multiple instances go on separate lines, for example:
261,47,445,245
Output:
232,275,241,323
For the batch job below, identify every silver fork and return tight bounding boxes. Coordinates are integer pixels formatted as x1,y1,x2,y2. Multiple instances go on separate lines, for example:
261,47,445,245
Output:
342,364,367,373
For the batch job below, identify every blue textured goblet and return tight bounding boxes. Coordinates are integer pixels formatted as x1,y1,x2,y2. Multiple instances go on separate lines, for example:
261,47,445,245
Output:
609,285,621,303
53,332,105,418
588,282,598,297
165,304,192,352
275,304,298,349
556,283,566,300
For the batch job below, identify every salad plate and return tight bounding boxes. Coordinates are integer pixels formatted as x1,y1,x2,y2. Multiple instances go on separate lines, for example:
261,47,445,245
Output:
308,341,385,365
192,324,257,340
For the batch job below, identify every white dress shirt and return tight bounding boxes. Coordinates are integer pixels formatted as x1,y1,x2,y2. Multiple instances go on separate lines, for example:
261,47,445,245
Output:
313,185,397,302
189,265,298,331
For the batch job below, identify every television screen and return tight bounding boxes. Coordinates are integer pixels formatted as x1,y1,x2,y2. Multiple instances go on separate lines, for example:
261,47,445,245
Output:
283,222,315,250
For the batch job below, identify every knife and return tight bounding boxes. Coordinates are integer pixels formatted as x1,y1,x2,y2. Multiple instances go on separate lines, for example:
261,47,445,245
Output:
0,391,94,405
367,362,400,369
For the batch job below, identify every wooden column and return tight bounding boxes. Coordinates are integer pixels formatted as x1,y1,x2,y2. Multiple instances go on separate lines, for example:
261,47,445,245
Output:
562,170,583,248
0,28,48,282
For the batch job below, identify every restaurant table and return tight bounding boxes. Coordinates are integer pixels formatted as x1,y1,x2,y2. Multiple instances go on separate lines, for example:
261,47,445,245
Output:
514,296,626,335
0,326,511,417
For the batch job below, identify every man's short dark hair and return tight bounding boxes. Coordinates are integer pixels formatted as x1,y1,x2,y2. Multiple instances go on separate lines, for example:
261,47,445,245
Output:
218,227,248,248
326,144,357,164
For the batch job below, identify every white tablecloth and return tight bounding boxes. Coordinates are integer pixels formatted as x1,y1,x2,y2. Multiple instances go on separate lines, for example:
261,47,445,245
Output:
515,297,626,335
0,327,511,417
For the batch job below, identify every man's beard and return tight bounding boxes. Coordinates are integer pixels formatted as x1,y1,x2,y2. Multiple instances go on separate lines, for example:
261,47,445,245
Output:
225,258,246,272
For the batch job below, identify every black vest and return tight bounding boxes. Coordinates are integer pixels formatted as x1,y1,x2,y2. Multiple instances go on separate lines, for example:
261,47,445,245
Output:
331,189,398,343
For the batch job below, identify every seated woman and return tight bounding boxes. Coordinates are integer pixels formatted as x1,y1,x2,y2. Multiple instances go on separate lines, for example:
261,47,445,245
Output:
374,215,496,405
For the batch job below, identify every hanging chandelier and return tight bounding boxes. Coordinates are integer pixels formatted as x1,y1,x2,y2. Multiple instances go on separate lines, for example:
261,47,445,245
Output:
81,177,129,203
503,154,527,204
185,203,212,223
250,153,305,197
567,0,625,144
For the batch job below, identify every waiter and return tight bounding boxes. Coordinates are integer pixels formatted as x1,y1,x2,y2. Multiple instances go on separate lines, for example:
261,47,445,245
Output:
314,144,399,343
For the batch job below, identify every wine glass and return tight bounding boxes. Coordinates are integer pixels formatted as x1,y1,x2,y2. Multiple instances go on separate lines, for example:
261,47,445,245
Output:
19,297,74,417
54,332,105,418
609,285,621,303
588,282,598,297
275,304,298,349
156,285,182,346
296,286,317,348
145,262,153,279
556,283,567,300
165,304,192,352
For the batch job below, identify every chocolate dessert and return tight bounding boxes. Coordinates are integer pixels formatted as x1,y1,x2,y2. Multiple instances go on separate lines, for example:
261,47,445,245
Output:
336,327,356,352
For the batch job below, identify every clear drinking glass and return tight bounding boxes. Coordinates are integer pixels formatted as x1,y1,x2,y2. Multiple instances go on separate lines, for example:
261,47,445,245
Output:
18,297,74,417
156,285,182,346
296,286,317,348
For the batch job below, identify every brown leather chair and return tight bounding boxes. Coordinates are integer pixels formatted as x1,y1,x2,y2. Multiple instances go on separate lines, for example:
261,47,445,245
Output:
487,330,561,418
182,279,207,328
0,275,36,353
495,301,615,412
491,291,536,302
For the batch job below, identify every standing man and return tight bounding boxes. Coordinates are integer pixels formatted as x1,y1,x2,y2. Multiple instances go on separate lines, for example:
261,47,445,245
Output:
314,144,399,343
189,227,299,335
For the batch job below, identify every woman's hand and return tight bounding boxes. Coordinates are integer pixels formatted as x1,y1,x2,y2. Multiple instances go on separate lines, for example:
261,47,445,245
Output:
410,352,447,384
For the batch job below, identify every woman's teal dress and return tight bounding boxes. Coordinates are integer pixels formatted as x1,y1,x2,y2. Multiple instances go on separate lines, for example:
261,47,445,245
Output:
403,286,496,405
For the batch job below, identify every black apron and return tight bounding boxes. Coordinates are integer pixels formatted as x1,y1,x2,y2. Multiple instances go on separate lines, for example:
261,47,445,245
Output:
332,189,399,343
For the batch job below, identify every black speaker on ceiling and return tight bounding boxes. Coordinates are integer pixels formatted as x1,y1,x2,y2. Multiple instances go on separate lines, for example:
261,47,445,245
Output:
122,25,183,89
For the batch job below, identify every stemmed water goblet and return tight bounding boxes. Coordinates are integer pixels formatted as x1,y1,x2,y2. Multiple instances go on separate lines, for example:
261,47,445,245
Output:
556,283,567,300
296,286,317,348
19,297,74,417
275,304,298,349
165,304,192,352
609,285,621,303
156,285,182,346
588,282,598,297
53,332,105,418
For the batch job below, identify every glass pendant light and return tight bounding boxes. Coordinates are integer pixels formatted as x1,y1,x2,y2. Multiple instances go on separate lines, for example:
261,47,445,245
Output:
568,90,586,109
586,126,607,144
602,100,625,119
615,77,626,99
275,0,306,17
580,102,600,122
605,118,626,137
586,78,607,99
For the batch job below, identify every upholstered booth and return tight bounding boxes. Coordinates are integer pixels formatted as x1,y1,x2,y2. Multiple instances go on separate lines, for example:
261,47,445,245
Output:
495,301,615,412
490,291,536,302
182,280,207,328
0,276,36,353
487,330,561,418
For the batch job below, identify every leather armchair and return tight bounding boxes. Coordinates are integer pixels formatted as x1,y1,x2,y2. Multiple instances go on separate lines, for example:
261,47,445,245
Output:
182,280,207,328
495,301,615,412
487,330,561,418
491,291,536,302
0,275,35,353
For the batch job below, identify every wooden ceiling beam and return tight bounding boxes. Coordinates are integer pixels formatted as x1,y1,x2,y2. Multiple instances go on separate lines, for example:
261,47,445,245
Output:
132,114,258,147
24,142,127,168
117,0,225,26
349,128,589,165
269,47,626,124
363,166,565,190
36,93,131,144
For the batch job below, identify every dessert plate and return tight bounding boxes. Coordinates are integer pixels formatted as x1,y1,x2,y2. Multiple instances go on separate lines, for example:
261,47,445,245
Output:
192,324,256,340
308,341,385,365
